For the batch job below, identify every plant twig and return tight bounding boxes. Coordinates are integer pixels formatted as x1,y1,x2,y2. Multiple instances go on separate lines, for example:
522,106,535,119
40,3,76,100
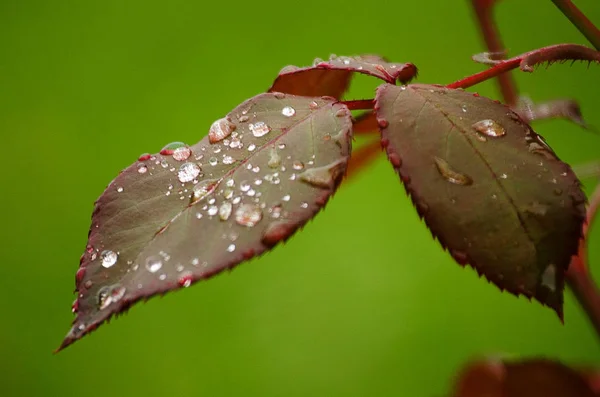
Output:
471,0,519,105
566,183,600,338
551,0,600,50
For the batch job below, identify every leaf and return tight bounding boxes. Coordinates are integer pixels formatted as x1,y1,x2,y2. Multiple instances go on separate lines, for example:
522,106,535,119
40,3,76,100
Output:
268,54,417,98
59,93,353,351
452,357,598,397
353,110,379,135
375,83,586,317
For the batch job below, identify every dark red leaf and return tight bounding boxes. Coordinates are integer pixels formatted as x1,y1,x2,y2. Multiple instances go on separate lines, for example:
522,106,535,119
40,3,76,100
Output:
59,93,353,351
353,111,379,135
453,357,598,397
269,54,417,98
375,83,586,317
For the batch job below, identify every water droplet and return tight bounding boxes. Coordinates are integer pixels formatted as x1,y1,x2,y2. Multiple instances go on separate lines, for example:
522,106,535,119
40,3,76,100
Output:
227,244,236,253
472,119,506,137
207,205,218,216
137,164,148,174
300,202,308,209
433,157,473,186
178,162,201,183
219,202,232,220
239,115,249,123
282,194,291,201
160,142,187,155
223,155,234,165
191,179,218,203
252,166,260,173
229,137,241,149
146,256,163,273
209,118,236,143
248,144,256,152
117,187,124,193
172,146,192,161
268,148,281,168
98,284,126,310
298,159,347,189
282,106,296,117
292,161,304,170
235,204,263,227
138,153,151,161
179,272,193,288
250,121,271,137
240,181,251,192
209,157,218,166
500,173,508,179
541,264,557,292
461,105,467,113
309,101,319,110
101,250,118,268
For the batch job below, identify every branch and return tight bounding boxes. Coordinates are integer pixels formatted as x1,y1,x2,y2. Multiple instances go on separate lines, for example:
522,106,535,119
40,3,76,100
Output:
470,0,519,105
551,0,600,50
447,44,600,90
566,182,600,338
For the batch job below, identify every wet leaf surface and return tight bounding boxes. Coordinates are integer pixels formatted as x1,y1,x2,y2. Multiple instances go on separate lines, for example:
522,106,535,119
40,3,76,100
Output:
375,83,586,317
60,93,353,351
269,54,417,98
452,357,599,397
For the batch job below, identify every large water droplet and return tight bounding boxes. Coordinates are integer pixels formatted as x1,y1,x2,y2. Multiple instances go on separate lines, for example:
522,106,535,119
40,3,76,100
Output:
235,204,263,227
101,250,118,268
250,121,271,137
209,118,236,143
178,162,201,183
433,157,473,186
541,264,557,292
191,179,218,203
146,256,163,273
472,119,506,137
160,142,187,155
268,147,281,168
172,146,192,161
98,284,126,310
298,158,347,189
282,106,296,117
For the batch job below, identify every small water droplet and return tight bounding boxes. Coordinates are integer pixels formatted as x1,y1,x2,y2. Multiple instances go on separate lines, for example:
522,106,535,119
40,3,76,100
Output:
146,256,163,273
222,155,234,165
178,162,201,183
138,153,151,161
461,105,467,113
293,160,304,170
207,205,218,216
239,115,249,123
209,118,236,143
541,264,557,292
500,173,508,179
227,244,236,252
101,250,118,268
178,272,193,288
282,194,291,201
309,101,319,110
433,157,473,186
117,187,124,193
137,164,148,174
240,181,251,192
472,119,506,137
219,202,232,220
235,204,263,227
172,146,192,161
248,144,256,152
250,121,271,137
300,202,308,209
282,106,296,117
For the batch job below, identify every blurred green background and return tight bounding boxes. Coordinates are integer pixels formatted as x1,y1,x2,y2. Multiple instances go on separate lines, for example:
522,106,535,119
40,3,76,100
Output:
1,0,599,396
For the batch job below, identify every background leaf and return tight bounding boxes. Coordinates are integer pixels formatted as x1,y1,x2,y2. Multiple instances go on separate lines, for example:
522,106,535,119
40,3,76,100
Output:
60,93,353,350
375,83,587,317
269,54,417,98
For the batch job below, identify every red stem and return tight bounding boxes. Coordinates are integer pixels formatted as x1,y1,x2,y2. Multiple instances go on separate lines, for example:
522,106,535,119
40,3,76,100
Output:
566,184,600,338
551,0,600,50
342,99,374,111
471,0,518,105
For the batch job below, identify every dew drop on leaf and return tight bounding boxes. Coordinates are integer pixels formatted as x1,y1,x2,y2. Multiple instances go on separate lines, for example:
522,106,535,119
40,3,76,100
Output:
100,250,118,268
98,284,126,310
145,256,163,273
433,157,473,186
472,119,506,137
282,106,296,117
219,202,232,220
207,206,218,216
235,204,262,227
137,164,148,174
268,147,281,168
209,118,236,143
172,146,192,161
250,121,271,137
160,142,187,156
177,162,201,183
